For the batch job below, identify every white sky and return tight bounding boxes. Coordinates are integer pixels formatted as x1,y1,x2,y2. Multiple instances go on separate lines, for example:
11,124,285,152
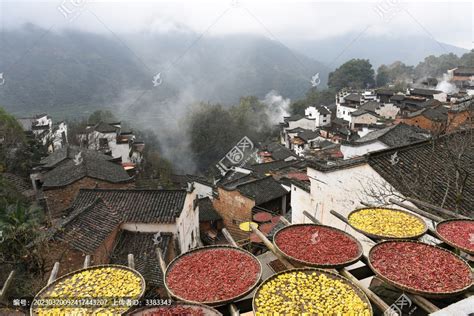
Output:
0,0,472,49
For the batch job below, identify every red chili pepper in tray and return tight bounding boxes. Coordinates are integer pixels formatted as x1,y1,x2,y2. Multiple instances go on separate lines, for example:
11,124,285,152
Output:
437,220,474,252
144,305,205,316
274,225,360,265
166,248,260,302
370,241,472,293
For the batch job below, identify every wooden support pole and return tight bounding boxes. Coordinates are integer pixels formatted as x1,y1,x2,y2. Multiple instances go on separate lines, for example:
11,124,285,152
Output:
409,295,440,314
156,248,171,298
249,225,294,270
128,254,135,269
229,303,240,316
404,197,469,219
0,270,15,299
279,216,291,226
47,262,60,285
330,209,440,313
222,228,238,247
388,198,444,222
83,255,91,268
360,201,375,207
303,211,321,224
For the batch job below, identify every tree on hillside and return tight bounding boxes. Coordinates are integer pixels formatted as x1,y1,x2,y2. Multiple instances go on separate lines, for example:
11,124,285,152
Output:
376,61,414,87
328,59,375,90
188,103,239,171
414,53,460,78
290,88,336,115
187,97,278,172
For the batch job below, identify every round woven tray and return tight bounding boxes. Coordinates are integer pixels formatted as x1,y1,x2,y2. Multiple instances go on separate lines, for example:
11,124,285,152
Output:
30,264,146,315
164,245,262,306
127,302,222,316
252,267,373,315
368,240,473,298
273,223,363,269
347,207,428,240
435,218,474,255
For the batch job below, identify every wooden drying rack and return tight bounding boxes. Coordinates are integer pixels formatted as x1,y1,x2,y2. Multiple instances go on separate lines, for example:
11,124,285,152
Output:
2,197,471,315
221,197,472,315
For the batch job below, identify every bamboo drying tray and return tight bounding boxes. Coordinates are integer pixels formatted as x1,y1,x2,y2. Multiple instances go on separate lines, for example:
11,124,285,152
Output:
273,223,363,268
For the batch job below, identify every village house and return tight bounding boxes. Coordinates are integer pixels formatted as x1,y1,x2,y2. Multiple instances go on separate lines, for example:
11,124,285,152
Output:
290,131,473,251
77,121,145,169
395,103,472,134
17,113,68,152
304,105,332,127
213,175,289,241
30,145,134,219
406,87,447,102
446,66,474,93
257,142,298,163
340,123,430,159
65,188,200,253
50,187,199,294
336,93,362,121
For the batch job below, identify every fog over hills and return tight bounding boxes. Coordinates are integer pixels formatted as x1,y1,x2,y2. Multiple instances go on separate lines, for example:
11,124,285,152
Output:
0,24,468,120
0,25,329,118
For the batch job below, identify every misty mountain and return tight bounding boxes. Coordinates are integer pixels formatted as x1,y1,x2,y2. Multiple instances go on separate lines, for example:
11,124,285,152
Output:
0,25,329,118
288,33,468,68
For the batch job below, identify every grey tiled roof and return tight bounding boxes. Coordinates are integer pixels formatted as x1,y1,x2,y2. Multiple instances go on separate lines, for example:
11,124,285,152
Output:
111,231,172,287
198,197,222,222
284,114,303,122
409,88,443,96
40,146,114,169
360,101,382,113
298,130,320,142
344,93,362,102
453,67,474,76
368,131,473,217
265,143,298,161
91,122,120,133
55,198,122,254
69,189,188,223
351,108,379,117
355,124,430,147
237,176,288,205
42,158,132,188
247,160,301,176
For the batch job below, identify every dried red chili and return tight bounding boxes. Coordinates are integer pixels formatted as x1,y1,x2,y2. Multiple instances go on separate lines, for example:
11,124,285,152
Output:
437,220,474,252
144,306,205,316
274,225,360,265
166,248,260,302
370,241,472,293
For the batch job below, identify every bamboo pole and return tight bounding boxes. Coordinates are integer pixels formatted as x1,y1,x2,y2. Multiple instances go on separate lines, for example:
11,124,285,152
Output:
404,197,469,219
0,270,15,299
128,254,135,269
47,262,60,285
279,216,291,226
229,303,240,316
156,248,171,298
222,228,239,247
388,198,444,222
329,210,440,313
249,225,294,270
83,255,91,268
302,211,320,224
